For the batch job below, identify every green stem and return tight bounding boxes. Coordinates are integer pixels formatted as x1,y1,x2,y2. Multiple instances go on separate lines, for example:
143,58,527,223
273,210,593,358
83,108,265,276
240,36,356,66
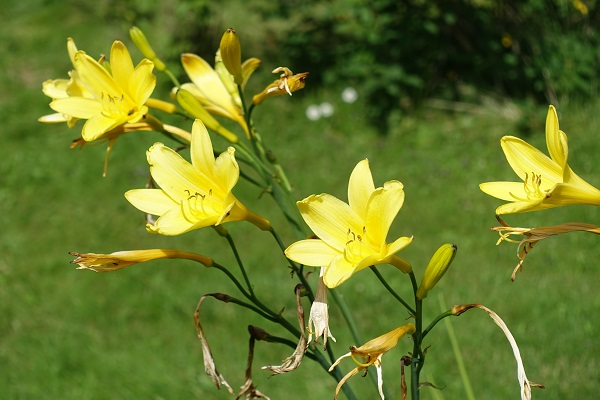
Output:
163,68,181,88
224,232,254,296
422,310,454,339
409,271,423,400
369,266,416,315
212,261,251,299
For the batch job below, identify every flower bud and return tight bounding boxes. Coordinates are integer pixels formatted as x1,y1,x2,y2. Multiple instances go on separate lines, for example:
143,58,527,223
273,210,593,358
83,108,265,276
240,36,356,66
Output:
175,89,239,143
416,243,457,299
219,28,243,85
129,26,166,71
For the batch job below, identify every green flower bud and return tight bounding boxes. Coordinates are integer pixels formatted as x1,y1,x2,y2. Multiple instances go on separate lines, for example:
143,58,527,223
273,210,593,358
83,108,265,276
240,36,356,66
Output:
417,244,457,299
219,28,243,85
129,26,166,71
175,89,238,143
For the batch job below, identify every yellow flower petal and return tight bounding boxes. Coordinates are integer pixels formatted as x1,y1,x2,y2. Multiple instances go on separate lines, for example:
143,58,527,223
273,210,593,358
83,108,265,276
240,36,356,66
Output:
189,120,216,175
213,148,239,194
147,142,211,199
110,41,135,91
285,239,343,267
124,188,177,215
74,51,122,100
479,181,529,202
297,194,363,251
130,59,156,106
181,53,237,118
154,206,202,235
323,254,357,288
501,136,562,186
386,236,413,256
545,183,600,207
50,97,101,119
348,159,375,219
82,114,121,141
364,180,404,247
545,105,567,168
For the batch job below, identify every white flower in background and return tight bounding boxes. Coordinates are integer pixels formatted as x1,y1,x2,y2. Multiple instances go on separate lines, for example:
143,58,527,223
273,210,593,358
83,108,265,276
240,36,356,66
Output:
319,102,334,117
306,104,321,121
341,87,358,104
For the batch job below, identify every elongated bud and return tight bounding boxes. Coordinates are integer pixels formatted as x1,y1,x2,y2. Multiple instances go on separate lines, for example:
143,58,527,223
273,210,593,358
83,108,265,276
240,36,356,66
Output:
129,26,166,71
176,89,239,143
417,243,457,299
219,28,243,85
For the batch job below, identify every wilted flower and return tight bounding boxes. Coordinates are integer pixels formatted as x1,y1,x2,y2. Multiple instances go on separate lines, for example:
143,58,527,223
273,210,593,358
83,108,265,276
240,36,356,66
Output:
252,67,309,105
307,268,336,348
329,324,416,399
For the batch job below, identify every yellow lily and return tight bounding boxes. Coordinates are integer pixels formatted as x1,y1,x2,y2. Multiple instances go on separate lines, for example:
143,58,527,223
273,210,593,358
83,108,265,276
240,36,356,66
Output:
39,38,92,127
285,159,412,288
480,105,600,214
329,324,416,400
125,120,270,235
180,52,249,136
49,40,156,142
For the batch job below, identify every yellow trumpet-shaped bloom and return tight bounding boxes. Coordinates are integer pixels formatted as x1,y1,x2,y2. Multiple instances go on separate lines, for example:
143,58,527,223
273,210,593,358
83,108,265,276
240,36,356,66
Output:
39,38,93,127
285,160,412,288
480,105,600,214
329,324,416,400
180,53,249,136
125,120,270,235
50,40,156,142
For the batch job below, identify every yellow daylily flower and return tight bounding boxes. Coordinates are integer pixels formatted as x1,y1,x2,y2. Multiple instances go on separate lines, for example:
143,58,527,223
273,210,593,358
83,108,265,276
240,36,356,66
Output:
125,119,270,235
50,40,156,142
329,323,416,400
252,67,309,105
180,53,249,136
39,38,93,127
480,105,600,214
285,159,413,288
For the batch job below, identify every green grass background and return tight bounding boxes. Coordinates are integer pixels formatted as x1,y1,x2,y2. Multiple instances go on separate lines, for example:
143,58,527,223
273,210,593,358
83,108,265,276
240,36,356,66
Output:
2,2,600,399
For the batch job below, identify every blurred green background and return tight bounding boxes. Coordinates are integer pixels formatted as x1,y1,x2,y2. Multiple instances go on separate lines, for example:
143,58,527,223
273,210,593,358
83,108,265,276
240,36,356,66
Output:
2,0,600,399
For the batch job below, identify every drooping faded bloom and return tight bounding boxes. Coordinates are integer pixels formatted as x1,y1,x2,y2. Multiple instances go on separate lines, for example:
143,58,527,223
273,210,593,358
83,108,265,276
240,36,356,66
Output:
252,67,309,105
125,119,270,235
285,159,413,288
49,40,156,142
451,305,544,400
480,105,600,214
329,324,416,400
307,268,336,348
